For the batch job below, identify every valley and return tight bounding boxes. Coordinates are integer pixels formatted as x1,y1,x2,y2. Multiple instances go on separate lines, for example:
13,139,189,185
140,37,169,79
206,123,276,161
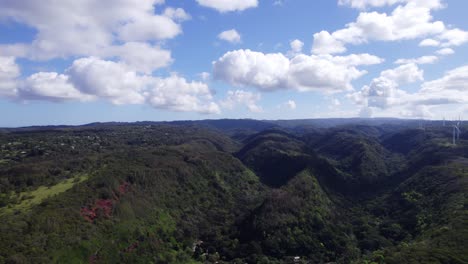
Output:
0,119,466,263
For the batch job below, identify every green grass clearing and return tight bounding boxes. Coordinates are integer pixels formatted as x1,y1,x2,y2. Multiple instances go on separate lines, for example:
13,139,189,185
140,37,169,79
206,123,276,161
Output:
0,174,88,215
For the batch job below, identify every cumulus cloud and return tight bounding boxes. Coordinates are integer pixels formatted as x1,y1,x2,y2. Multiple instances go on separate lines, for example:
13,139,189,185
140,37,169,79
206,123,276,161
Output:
218,29,242,44
0,2,224,115
313,0,466,54
196,0,258,12
395,55,438,65
349,63,423,108
392,66,468,117
199,72,211,81
398,105,433,118
436,48,454,55
117,15,181,43
0,0,186,66
213,49,383,92
438,28,468,47
418,30,468,48
327,53,384,66
380,63,424,84
289,39,304,54
312,31,347,55
350,64,468,117
67,57,147,105
106,42,173,74
0,56,20,96
279,100,297,110
1,57,219,114
163,7,191,21
361,77,408,108
288,54,383,92
67,58,220,113
19,72,94,102
338,0,407,9
147,74,220,114
415,65,468,105
221,90,262,113
419,38,440,47
339,0,443,9
213,50,289,90
286,100,297,110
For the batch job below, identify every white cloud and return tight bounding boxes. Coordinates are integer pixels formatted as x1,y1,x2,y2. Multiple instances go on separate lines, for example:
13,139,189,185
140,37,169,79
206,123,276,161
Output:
0,57,20,79
286,100,297,110
415,65,468,105
338,0,406,9
312,31,347,55
0,0,186,63
327,53,384,66
19,72,94,102
147,74,220,114
163,7,191,21
314,1,447,54
1,57,220,114
332,98,341,106
350,65,468,117
398,105,433,118
196,0,258,12
418,30,468,48
199,72,211,81
0,56,20,96
218,29,242,44
0,44,29,58
288,53,383,92
327,97,342,110
289,39,304,54
395,55,438,65
419,38,440,47
221,90,262,113
273,0,284,6
436,48,454,55
67,57,147,105
288,54,367,92
213,50,289,91
0,0,223,116
279,100,297,110
349,63,423,108
213,49,383,92
338,0,443,9
66,57,220,113
441,67,468,89
107,42,172,74
380,63,424,85
351,77,405,109
438,28,468,47
117,14,182,42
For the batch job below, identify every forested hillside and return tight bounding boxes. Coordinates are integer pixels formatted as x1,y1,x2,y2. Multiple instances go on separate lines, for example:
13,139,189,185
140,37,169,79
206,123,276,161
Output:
0,120,466,263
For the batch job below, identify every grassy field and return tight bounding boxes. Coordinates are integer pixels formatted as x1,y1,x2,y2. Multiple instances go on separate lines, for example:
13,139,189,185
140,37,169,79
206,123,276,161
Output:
0,174,88,215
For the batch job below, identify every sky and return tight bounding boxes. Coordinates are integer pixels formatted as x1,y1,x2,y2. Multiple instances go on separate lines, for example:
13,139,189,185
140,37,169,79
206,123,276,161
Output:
0,0,467,127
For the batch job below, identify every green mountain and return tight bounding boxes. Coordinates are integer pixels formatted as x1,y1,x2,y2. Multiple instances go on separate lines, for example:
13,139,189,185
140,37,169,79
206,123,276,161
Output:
0,120,466,263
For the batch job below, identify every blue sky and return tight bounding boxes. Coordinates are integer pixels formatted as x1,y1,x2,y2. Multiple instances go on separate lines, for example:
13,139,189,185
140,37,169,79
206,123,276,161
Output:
0,0,467,127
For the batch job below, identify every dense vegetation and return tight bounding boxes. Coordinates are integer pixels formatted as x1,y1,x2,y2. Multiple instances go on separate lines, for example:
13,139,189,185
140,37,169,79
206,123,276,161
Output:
0,119,466,263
